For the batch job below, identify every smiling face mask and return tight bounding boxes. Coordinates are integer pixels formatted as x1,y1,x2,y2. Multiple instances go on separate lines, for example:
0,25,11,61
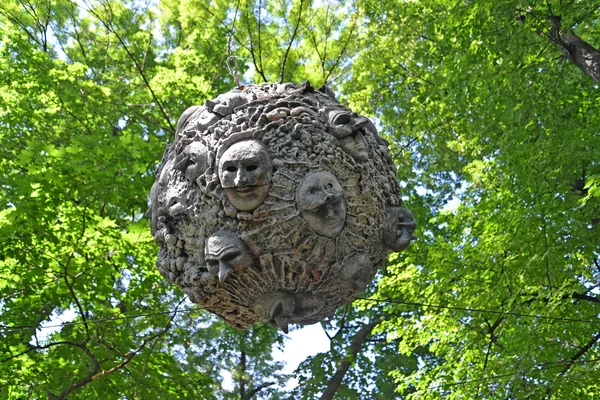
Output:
218,140,273,211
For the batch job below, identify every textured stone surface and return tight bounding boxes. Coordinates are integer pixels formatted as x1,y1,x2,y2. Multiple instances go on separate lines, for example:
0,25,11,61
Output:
148,82,416,331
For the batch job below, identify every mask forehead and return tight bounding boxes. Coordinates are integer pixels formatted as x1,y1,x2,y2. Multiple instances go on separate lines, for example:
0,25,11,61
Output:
205,231,243,256
221,141,270,164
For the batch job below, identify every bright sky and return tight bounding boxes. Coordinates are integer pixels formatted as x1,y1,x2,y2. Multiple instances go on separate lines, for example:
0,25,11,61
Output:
274,323,331,374
272,323,331,390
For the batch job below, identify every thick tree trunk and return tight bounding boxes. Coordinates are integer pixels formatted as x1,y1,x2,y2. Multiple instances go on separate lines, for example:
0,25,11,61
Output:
547,16,600,84
319,318,384,400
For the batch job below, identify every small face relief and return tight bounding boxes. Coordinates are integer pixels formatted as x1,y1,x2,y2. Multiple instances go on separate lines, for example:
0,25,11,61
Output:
383,207,417,252
160,186,186,218
206,91,248,117
254,292,295,333
341,253,371,292
328,110,370,162
218,140,272,211
196,107,221,130
184,142,210,183
205,231,252,282
176,105,201,133
296,171,346,238
339,131,369,162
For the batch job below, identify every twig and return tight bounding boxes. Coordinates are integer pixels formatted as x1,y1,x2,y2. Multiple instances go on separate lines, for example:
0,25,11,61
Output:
279,0,304,83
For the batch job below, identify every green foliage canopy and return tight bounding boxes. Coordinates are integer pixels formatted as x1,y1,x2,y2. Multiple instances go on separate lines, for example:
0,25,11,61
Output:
1,0,599,398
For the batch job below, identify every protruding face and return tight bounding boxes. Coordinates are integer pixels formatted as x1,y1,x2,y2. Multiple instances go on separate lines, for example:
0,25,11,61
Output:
196,107,221,130
339,132,369,162
296,171,346,238
383,207,417,252
254,292,295,333
184,142,209,182
328,110,370,162
341,253,371,292
218,140,272,211
205,231,252,282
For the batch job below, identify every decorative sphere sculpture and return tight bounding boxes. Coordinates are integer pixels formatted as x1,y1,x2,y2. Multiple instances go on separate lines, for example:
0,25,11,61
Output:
148,82,416,332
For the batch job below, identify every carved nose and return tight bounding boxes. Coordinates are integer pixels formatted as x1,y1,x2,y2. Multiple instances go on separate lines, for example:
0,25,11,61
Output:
324,189,337,201
218,262,232,281
353,116,369,131
235,172,248,186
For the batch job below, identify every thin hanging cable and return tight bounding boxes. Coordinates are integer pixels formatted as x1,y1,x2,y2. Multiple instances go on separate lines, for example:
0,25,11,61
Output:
225,0,242,88
356,297,600,325
3,295,600,333
410,357,600,395
0,305,197,333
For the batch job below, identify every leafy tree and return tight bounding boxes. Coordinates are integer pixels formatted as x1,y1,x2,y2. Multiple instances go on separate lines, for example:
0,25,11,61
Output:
1,0,599,399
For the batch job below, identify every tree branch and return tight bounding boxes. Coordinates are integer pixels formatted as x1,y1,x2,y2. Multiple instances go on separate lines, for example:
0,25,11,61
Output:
279,0,304,83
239,350,247,399
242,382,275,400
560,332,600,375
51,301,179,399
49,341,99,400
244,1,268,82
324,22,355,84
319,317,386,400
85,2,176,134
546,15,600,83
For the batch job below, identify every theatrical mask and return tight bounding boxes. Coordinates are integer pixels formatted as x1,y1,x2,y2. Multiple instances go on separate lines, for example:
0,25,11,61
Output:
296,171,346,238
205,231,253,282
328,109,370,162
218,140,273,211
383,207,417,252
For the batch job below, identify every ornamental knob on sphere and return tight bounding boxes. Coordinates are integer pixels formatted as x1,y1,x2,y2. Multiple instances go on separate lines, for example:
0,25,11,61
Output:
148,82,416,331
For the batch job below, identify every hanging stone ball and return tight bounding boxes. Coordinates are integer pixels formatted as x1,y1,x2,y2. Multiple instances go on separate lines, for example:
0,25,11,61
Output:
148,82,416,331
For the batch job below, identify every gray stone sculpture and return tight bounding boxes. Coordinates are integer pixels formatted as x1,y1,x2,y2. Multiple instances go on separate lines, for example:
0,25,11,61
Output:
148,82,416,330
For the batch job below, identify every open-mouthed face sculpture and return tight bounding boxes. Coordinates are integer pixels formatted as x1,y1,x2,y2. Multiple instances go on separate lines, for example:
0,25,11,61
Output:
205,231,253,282
218,140,272,211
296,171,346,238
383,207,417,252
328,110,370,162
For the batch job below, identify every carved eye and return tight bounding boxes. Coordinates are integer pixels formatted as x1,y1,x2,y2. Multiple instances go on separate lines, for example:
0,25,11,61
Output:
332,113,351,125
326,183,333,189
221,251,240,262
246,165,258,172
226,166,237,172
310,188,318,195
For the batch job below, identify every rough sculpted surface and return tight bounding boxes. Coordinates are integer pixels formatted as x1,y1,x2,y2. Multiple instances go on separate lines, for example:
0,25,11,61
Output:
148,82,416,332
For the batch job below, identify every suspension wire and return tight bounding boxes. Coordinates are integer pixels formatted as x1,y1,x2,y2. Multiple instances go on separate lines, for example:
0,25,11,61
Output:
411,357,600,395
3,295,600,334
0,305,197,333
355,297,600,325
225,0,242,88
